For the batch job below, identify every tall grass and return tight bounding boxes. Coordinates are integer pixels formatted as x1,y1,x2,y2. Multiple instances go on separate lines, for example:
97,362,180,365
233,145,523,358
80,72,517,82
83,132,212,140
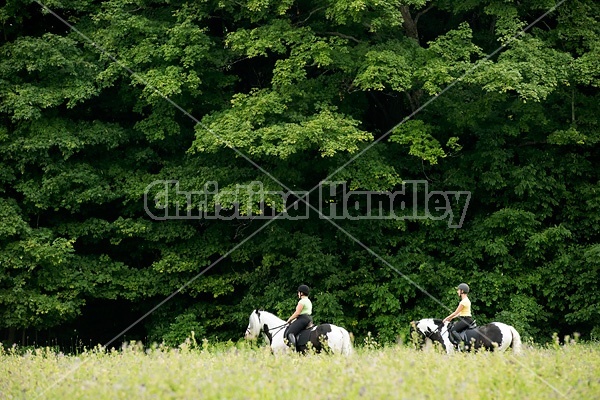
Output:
1,339,598,399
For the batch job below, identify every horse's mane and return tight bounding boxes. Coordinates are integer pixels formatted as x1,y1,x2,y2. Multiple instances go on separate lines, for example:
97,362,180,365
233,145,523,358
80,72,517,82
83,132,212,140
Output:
254,309,285,322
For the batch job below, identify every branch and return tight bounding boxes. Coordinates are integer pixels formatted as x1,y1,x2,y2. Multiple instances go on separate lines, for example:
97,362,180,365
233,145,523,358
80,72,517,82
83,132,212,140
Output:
517,140,547,147
421,159,433,182
405,91,416,113
320,32,361,44
296,7,325,25
220,56,251,71
415,4,434,25
571,87,576,125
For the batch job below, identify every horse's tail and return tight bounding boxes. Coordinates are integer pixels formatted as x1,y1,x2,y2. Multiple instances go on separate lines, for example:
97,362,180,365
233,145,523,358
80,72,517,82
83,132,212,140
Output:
340,328,354,356
509,325,522,354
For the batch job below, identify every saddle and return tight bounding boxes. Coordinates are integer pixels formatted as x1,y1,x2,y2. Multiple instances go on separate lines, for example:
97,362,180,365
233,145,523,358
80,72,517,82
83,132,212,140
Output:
285,323,329,352
448,320,477,346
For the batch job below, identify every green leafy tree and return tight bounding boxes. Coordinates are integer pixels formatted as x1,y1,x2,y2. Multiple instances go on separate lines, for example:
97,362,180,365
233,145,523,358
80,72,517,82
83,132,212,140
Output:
0,0,599,346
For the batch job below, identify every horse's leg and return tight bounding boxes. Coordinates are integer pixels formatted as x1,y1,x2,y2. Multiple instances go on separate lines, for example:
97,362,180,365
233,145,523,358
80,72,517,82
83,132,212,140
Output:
493,323,514,352
271,342,289,355
306,331,323,354
322,328,348,355
340,328,353,356
508,325,522,354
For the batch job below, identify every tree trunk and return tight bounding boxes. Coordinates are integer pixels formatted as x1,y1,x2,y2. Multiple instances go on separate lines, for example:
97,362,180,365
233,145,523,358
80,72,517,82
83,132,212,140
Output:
400,6,419,43
7,327,16,344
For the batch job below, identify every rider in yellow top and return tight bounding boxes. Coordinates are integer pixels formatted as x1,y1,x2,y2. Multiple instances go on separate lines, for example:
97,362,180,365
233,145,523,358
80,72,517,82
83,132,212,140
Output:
443,283,473,345
285,284,313,350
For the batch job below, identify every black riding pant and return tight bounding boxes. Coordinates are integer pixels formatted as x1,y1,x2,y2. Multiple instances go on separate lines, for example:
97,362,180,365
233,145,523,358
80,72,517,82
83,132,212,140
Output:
452,317,474,333
287,314,313,336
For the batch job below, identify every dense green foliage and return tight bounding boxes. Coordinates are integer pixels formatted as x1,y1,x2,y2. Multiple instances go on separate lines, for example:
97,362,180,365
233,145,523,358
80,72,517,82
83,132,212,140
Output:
0,0,599,346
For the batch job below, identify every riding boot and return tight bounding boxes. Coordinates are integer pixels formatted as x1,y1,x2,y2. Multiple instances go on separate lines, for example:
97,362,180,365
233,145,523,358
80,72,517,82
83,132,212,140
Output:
287,333,297,351
448,331,457,345
451,330,462,345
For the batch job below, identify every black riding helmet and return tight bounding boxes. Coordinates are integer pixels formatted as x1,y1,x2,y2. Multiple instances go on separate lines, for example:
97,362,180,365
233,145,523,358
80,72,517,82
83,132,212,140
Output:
456,283,470,293
297,284,310,296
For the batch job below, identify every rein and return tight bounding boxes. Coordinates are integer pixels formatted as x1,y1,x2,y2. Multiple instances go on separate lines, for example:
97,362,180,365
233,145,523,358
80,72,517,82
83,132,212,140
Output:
265,322,288,337
246,310,288,339
424,323,449,339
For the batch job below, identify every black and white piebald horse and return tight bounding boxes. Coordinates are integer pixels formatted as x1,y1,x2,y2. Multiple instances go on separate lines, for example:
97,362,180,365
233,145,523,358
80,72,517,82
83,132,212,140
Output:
411,318,522,354
244,310,353,355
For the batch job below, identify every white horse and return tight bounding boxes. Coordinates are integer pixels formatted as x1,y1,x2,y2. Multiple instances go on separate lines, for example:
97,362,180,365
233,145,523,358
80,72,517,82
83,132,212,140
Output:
244,309,353,355
411,318,522,354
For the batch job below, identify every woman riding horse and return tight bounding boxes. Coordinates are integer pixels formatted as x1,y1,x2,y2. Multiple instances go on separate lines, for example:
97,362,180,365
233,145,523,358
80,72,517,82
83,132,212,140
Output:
411,318,522,354
443,283,474,345
285,284,313,350
245,309,353,355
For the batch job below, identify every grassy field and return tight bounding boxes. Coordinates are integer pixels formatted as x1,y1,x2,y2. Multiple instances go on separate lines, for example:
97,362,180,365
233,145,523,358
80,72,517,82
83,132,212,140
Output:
1,339,598,399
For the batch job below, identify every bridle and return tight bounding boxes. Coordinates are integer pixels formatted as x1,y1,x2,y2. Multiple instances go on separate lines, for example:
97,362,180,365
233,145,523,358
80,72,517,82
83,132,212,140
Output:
245,310,289,339
420,321,449,340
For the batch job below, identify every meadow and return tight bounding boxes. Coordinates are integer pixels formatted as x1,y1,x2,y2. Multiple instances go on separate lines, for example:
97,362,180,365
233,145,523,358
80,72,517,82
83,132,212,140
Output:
1,338,598,399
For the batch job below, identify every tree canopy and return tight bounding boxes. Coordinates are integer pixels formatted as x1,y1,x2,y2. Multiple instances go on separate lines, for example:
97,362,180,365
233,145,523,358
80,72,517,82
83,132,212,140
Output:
1,0,599,347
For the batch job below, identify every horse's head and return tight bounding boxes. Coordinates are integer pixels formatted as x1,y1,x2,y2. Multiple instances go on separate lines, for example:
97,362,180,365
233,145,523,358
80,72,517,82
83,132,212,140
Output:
412,319,450,350
244,309,263,340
